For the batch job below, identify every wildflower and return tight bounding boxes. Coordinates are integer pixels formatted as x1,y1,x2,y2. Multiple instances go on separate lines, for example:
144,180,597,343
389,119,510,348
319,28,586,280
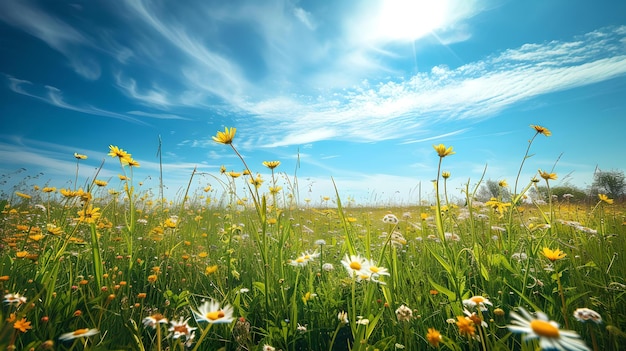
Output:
382,214,399,224
498,179,508,187
205,265,218,275
108,145,131,161
13,317,32,333
395,304,413,322
76,205,101,224
395,343,405,349
212,127,236,144
322,263,334,272
302,292,317,304
58,328,100,341
598,193,613,204
356,317,370,325
168,317,197,340
433,144,455,157
542,247,566,262
143,313,168,329
314,239,326,245
94,179,108,187
147,275,158,283
263,345,276,351
531,124,552,136
42,186,56,193
0,275,9,281
464,309,488,328
228,171,241,178
539,169,558,181
508,307,590,351
573,308,602,324
426,328,442,347
191,299,234,324
511,252,528,262
74,153,88,159
456,315,476,337
263,161,281,169
15,191,31,199
363,259,390,284
463,295,493,311
341,254,369,277
338,311,349,324
442,171,451,179
4,293,27,306
125,158,140,167
269,186,282,194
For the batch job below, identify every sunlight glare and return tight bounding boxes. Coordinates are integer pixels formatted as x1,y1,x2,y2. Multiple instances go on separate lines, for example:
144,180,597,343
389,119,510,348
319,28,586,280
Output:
375,0,448,42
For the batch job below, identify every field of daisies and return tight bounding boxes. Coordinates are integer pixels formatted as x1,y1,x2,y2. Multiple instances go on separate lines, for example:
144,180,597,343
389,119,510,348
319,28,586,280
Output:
0,125,624,351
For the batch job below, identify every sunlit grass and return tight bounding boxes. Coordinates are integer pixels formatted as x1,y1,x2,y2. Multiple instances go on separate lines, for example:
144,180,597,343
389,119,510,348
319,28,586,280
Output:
0,125,624,351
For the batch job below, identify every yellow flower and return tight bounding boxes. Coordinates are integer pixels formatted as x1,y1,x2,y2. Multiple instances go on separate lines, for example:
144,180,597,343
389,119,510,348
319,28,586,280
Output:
220,165,227,174
250,175,264,188
94,180,108,187
433,144,455,158
228,171,241,178
147,274,158,283
212,127,236,144
76,205,101,224
530,124,552,136
456,315,476,337
15,192,31,199
269,186,282,195
598,193,614,204
263,161,281,169
203,185,212,192
42,187,56,193
118,174,129,181
538,169,557,180
542,247,566,262
14,317,32,333
442,171,451,179
124,158,140,167
498,179,508,187
426,328,442,347
74,152,88,160
108,145,132,162
205,265,218,275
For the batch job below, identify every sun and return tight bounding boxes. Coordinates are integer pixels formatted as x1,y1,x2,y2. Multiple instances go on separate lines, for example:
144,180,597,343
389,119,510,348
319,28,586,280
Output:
372,0,449,42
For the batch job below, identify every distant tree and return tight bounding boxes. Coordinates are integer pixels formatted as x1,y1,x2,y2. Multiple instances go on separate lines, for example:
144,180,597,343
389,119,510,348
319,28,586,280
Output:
476,179,511,202
591,169,625,199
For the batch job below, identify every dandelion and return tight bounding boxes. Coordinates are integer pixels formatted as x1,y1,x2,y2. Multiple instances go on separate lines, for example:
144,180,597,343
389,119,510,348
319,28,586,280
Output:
13,317,32,333
531,124,552,136
598,193,613,204
573,308,602,324
542,247,567,262
433,144,455,157
426,328,442,347
205,265,218,275
143,313,169,329
463,295,493,311
395,304,413,322
212,127,236,144
508,307,590,351
263,161,281,169
191,299,234,324
58,328,100,341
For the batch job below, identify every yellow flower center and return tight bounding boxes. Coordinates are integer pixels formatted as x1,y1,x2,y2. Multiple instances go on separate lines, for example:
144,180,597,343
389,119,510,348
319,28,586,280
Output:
73,328,90,336
349,261,361,270
471,296,484,303
530,320,560,338
370,266,380,273
207,310,225,321
296,257,305,263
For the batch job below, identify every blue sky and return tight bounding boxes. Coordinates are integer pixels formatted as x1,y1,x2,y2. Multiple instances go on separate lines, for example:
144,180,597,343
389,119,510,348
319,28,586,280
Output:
1,0,625,205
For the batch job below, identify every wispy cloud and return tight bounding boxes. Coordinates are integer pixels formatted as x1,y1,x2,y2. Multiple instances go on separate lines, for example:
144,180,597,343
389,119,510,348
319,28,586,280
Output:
5,75,147,125
0,0,100,80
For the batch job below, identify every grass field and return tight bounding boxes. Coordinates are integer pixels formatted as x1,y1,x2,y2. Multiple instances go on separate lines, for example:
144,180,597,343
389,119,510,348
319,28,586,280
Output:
0,125,624,351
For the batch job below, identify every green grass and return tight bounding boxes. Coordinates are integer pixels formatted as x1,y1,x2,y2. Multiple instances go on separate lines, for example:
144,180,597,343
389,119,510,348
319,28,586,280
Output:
0,126,625,351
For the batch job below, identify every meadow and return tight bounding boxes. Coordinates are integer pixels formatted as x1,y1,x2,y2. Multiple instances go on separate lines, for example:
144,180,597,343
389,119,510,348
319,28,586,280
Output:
0,125,624,351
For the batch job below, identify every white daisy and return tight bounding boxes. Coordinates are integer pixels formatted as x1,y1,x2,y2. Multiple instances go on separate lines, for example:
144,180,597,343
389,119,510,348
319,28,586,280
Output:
191,299,234,324
508,307,590,351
